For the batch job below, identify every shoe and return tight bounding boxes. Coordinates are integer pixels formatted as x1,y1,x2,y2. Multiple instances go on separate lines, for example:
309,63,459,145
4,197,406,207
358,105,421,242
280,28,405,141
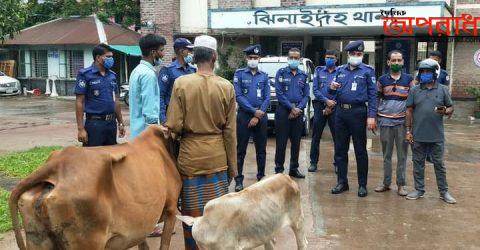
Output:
440,192,456,204
308,164,318,172
406,190,425,200
374,185,390,192
289,169,305,179
397,186,408,196
234,182,243,192
331,183,349,194
358,186,368,197
275,166,285,174
257,175,265,182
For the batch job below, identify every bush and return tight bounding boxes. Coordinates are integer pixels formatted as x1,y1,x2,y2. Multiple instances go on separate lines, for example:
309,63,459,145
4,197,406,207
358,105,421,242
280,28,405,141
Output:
465,87,480,108
216,45,245,82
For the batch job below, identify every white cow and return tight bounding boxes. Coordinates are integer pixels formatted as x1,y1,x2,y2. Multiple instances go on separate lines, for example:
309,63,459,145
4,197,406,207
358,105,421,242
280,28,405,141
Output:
177,174,307,250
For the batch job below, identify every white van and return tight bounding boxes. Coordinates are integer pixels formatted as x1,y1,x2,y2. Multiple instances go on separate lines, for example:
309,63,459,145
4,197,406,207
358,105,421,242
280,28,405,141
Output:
257,56,315,135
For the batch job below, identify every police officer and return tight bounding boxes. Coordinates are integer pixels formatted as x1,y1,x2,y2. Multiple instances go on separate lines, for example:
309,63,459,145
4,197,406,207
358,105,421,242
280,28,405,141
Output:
233,44,270,192
429,50,450,86
158,38,196,124
329,40,377,197
309,49,338,173
75,43,125,146
274,48,308,179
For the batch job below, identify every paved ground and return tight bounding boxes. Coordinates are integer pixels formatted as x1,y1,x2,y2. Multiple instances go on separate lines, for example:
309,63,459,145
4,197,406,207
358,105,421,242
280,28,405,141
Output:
0,96,479,249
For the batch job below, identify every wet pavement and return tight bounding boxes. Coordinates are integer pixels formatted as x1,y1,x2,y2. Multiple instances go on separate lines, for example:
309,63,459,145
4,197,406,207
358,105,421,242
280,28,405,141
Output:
0,96,479,249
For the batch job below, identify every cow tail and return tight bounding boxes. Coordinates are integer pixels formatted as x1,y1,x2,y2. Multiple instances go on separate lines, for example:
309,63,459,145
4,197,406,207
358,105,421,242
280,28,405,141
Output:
9,164,55,250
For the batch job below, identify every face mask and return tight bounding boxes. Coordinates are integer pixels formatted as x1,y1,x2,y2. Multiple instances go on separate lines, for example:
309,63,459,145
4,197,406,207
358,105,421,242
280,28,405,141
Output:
419,72,434,83
390,64,403,73
348,56,363,66
184,53,193,64
247,59,259,69
288,59,300,69
325,58,336,68
154,58,163,66
103,57,114,69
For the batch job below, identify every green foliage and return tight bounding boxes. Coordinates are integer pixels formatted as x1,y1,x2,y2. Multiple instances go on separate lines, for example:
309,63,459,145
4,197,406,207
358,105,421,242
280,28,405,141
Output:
24,0,140,30
216,45,246,82
0,1,27,42
0,189,12,233
0,146,62,178
465,86,480,107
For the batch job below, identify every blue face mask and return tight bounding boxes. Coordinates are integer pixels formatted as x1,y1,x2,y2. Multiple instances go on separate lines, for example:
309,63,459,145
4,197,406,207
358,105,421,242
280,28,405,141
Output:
325,58,336,68
184,53,193,64
154,58,163,66
103,57,114,69
288,59,300,69
419,72,434,84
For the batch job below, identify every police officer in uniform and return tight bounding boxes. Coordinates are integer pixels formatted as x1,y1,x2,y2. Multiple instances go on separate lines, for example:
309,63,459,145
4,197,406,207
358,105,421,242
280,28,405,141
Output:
329,40,377,197
233,45,270,192
158,38,196,124
309,50,338,173
274,48,308,179
75,43,125,146
428,50,449,86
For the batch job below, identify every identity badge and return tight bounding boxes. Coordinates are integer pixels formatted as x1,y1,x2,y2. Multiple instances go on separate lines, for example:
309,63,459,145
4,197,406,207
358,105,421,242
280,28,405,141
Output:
257,88,262,98
351,82,357,91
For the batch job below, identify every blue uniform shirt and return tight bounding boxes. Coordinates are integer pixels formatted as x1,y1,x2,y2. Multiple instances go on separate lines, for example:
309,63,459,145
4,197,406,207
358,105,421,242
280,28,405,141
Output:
233,68,270,114
313,66,336,102
158,60,196,123
275,67,310,110
437,69,450,86
74,64,118,114
329,63,377,117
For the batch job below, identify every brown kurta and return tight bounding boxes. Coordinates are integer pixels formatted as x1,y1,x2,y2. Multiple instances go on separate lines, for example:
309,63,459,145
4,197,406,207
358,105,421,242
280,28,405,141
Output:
165,73,237,177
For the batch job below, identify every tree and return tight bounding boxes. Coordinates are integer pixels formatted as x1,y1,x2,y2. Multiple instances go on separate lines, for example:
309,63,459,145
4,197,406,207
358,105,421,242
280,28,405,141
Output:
24,0,140,30
0,1,27,42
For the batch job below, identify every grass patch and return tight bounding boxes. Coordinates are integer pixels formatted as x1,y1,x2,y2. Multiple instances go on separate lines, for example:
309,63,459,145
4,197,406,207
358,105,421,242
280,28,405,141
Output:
0,146,62,178
0,189,12,233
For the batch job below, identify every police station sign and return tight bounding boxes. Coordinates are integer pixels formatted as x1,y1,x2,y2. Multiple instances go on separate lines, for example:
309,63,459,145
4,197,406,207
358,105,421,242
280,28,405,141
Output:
210,5,443,29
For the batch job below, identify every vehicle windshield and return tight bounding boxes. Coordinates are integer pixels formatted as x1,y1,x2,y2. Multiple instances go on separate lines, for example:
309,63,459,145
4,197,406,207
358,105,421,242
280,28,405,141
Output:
0,71,4,76
258,62,305,78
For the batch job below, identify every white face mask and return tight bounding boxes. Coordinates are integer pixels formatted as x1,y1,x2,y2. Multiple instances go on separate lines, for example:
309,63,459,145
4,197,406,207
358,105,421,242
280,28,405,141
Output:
247,59,259,69
348,56,363,66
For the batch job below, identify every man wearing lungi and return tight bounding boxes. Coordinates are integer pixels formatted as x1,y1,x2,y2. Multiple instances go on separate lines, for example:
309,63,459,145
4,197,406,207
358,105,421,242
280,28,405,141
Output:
164,35,237,250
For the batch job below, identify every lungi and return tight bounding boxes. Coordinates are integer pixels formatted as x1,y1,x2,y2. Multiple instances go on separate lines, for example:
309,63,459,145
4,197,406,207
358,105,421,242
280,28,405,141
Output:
180,171,229,250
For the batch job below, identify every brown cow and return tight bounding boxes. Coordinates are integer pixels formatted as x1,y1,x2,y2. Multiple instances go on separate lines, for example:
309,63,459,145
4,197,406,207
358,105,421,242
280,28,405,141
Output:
9,125,182,250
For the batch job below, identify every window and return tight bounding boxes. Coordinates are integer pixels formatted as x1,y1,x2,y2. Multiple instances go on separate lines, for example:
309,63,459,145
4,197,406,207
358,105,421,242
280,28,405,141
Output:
30,50,48,78
65,50,84,78
18,50,29,77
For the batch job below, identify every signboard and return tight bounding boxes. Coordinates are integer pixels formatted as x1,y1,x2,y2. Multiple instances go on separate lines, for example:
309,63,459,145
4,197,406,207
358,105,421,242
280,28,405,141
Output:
474,49,480,68
281,41,303,56
210,5,443,29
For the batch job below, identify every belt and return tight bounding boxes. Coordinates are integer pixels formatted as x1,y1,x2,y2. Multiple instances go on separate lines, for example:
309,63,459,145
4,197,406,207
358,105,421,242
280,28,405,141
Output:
86,113,116,121
339,103,366,110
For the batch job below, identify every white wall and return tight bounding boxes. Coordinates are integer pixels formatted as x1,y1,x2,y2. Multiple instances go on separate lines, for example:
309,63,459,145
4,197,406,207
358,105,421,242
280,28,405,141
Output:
47,48,60,77
180,0,208,33
84,48,93,67
306,0,386,4
254,0,281,7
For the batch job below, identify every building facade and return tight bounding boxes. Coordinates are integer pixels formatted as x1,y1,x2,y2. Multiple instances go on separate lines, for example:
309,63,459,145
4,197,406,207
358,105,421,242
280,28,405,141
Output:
142,0,479,117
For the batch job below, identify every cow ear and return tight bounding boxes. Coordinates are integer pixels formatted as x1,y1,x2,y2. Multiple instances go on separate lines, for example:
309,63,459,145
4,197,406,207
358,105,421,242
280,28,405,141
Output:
176,215,197,226
110,152,126,162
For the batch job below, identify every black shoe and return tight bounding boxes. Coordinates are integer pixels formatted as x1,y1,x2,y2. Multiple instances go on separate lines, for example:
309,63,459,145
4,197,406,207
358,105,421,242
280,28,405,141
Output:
289,169,305,179
331,183,349,194
257,175,265,182
275,166,285,174
235,182,243,192
358,186,368,197
308,164,318,172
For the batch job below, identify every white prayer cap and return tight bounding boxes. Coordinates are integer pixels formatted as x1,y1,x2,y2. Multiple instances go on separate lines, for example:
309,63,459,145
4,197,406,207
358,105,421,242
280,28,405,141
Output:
194,35,217,51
